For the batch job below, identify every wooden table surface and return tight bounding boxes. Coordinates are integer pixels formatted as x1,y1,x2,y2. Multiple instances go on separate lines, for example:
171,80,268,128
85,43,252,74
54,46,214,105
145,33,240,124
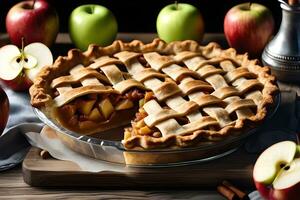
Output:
0,166,228,200
0,33,281,199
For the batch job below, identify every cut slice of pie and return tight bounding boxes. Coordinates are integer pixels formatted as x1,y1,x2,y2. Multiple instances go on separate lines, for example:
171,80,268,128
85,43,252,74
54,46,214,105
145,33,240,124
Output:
30,39,278,150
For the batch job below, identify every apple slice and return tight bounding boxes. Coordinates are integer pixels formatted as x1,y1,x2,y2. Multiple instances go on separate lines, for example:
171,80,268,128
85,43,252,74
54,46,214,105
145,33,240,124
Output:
253,141,297,185
138,126,152,135
77,99,96,115
88,108,104,121
135,120,146,128
139,98,145,107
115,99,134,110
24,43,53,81
99,98,114,119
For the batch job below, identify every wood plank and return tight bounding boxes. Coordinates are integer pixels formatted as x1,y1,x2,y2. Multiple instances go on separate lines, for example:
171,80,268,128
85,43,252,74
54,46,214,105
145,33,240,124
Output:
22,147,256,189
0,167,225,200
0,187,224,200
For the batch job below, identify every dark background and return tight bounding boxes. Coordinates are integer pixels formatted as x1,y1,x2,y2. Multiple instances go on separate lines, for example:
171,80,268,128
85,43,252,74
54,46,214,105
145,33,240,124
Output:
0,0,282,33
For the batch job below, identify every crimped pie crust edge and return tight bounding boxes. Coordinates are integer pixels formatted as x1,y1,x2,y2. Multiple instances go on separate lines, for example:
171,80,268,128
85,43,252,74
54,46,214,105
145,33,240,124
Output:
29,38,278,149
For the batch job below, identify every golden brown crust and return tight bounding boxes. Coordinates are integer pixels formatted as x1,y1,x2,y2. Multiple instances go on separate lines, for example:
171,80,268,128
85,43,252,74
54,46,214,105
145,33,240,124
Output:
29,39,220,107
30,39,278,150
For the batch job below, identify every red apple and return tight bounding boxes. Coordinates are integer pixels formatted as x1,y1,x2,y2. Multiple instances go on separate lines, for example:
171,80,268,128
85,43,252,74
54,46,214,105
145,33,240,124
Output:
6,0,59,47
0,86,9,135
0,43,53,91
253,141,300,200
224,3,274,57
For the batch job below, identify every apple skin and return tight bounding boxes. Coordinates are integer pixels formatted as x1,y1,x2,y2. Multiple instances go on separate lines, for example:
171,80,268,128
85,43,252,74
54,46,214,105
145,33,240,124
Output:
6,0,59,47
271,183,300,200
0,86,9,135
224,3,274,57
69,4,118,51
254,181,270,200
255,170,300,200
156,3,204,43
0,73,32,91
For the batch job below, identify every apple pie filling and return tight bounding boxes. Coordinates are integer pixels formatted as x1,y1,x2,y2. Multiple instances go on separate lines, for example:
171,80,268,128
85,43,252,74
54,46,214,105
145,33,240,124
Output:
56,88,144,131
124,91,160,139
124,91,217,142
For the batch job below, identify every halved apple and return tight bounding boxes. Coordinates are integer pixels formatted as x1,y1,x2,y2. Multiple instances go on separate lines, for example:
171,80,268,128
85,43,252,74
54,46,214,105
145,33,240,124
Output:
23,43,53,81
0,42,53,91
253,141,300,200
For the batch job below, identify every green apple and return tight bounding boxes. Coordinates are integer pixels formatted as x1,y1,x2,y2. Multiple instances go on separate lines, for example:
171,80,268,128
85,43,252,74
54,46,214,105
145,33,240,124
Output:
69,4,118,50
156,3,204,43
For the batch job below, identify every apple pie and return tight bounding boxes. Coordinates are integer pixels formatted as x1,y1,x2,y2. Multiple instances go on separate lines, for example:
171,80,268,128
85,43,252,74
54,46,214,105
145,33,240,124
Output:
30,39,278,151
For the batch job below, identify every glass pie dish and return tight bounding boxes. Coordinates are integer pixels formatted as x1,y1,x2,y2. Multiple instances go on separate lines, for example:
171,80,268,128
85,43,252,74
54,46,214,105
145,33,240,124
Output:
33,92,280,167
30,39,279,167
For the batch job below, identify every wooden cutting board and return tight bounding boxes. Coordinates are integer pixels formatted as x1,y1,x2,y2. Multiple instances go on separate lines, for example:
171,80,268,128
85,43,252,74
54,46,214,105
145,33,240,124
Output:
22,147,257,188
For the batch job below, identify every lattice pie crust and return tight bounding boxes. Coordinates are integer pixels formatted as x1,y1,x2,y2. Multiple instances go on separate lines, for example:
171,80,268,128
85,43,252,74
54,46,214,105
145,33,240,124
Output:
30,39,278,150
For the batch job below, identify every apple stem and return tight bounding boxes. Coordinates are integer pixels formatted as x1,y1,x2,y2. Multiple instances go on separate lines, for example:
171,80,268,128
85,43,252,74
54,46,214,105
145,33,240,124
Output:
175,1,178,10
249,2,252,10
21,37,26,61
32,0,36,9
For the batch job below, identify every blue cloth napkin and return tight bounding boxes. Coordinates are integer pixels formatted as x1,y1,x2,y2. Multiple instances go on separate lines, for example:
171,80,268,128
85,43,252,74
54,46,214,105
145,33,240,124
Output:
3,85,40,131
0,123,42,171
0,83,42,171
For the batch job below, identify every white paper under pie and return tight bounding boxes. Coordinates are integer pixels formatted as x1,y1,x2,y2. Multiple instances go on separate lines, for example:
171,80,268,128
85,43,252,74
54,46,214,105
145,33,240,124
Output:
25,126,128,173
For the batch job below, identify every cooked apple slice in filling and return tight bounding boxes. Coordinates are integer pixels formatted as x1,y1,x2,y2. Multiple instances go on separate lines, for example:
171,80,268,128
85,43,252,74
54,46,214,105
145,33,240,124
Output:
125,92,160,138
77,99,96,115
138,125,152,135
55,88,146,133
115,99,134,110
99,98,115,119
88,108,104,121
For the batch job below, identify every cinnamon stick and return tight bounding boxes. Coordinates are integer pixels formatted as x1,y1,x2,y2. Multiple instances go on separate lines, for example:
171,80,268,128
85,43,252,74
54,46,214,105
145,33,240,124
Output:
222,180,250,200
217,180,250,200
217,185,240,200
